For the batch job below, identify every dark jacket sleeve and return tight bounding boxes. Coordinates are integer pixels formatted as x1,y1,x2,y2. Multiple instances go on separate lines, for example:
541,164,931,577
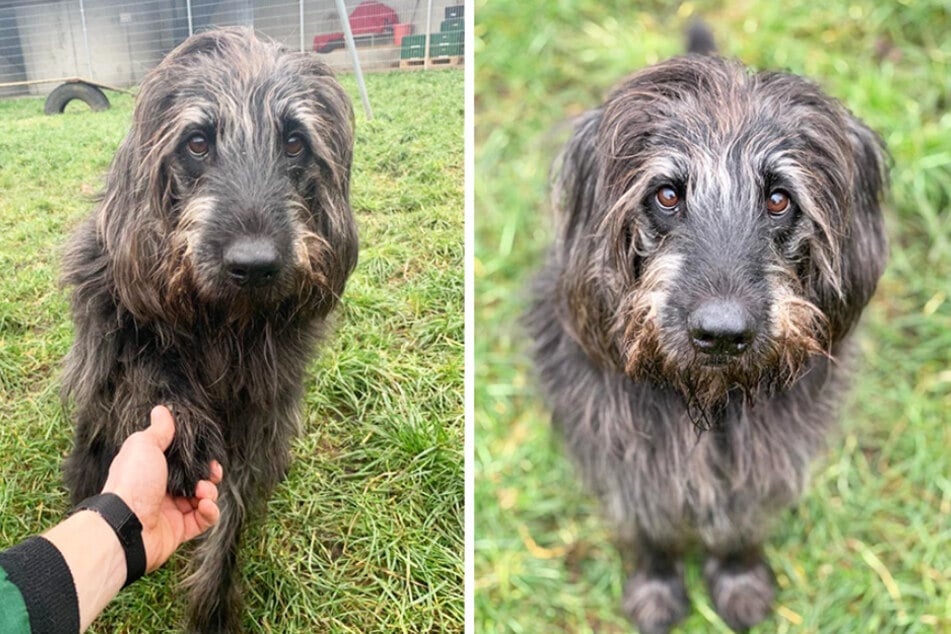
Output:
0,562,31,632
0,536,80,634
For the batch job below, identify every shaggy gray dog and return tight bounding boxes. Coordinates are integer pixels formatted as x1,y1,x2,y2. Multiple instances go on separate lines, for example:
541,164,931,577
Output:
527,36,887,634
61,28,356,633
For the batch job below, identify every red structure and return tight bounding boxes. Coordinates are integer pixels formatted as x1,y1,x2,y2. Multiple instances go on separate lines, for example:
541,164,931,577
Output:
313,1,401,53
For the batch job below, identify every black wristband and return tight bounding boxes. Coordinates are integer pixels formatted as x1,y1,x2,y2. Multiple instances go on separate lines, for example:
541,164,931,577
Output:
69,493,146,588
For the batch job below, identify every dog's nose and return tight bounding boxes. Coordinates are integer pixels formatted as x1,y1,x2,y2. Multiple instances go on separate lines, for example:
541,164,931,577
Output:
223,237,281,288
688,299,756,356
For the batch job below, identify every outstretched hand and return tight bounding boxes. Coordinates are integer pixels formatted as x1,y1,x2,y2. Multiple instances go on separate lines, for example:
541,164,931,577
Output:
101,405,223,572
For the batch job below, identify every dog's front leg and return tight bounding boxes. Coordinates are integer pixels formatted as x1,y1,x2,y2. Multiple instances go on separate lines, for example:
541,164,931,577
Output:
63,413,122,504
620,532,690,634
161,403,226,498
703,544,776,632
184,478,246,634
182,405,294,633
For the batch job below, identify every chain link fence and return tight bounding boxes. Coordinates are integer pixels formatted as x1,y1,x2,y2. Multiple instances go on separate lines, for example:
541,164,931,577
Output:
0,0,465,98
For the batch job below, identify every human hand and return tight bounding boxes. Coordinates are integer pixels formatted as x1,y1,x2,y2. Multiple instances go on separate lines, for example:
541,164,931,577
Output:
101,405,223,572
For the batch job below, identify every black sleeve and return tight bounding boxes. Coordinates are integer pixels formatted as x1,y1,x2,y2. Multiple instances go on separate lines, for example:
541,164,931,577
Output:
0,536,80,634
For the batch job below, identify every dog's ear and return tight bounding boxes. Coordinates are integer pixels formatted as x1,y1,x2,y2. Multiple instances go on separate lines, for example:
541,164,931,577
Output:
552,109,604,243
287,52,358,299
92,131,170,322
820,116,889,341
550,109,624,367
290,53,355,185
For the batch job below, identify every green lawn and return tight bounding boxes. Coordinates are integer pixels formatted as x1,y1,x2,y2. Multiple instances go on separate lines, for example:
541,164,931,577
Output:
475,1,950,632
0,69,463,632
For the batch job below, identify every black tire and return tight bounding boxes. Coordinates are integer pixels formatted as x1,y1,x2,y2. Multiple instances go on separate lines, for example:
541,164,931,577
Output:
44,81,110,115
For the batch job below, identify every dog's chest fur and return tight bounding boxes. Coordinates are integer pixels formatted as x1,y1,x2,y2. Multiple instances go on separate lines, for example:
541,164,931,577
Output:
532,284,849,546
123,308,317,415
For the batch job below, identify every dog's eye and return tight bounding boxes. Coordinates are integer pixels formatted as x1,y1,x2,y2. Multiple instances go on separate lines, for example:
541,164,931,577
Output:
186,134,209,158
655,186,681,211
766,189,791,216
284,134,305,158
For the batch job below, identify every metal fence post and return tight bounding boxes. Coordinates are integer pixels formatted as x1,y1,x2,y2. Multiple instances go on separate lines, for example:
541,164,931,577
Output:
78,0,93,77
424,0,432,69
299,0,305,52
333,0,372,119
186,0,194,36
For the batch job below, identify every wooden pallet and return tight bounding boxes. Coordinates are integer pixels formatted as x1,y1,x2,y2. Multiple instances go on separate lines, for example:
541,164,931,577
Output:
399,55,464,70
399,57,427,69
429,55,464,67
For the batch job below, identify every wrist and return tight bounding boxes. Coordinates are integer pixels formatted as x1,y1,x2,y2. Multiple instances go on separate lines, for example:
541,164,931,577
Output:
69,493,147,588
50,510,127,576
44,510,126,630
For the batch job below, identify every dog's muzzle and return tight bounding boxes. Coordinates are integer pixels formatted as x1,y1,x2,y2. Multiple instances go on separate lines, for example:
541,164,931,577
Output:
688,298,756,359
223,236,282,288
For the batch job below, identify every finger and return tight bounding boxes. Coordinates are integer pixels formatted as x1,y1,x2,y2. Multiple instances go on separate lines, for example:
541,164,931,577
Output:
146,405,176,451
173,496,194,514
208,460,224,485
180,499,221,542
194,498,220,532
194,479,219,503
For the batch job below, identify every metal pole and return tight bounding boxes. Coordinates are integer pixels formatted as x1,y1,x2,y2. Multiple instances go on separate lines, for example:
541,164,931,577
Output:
424,0,432,69
78,0,93,77
299,0,305,52
186,0,194,36
333,0,372,119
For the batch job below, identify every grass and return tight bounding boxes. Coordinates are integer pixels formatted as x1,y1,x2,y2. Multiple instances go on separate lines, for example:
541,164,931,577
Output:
0,68,463,632
474,1,950,632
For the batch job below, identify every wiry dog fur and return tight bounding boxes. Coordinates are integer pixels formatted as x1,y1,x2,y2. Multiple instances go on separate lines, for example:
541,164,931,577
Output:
527,33,887,633
61,28,356,633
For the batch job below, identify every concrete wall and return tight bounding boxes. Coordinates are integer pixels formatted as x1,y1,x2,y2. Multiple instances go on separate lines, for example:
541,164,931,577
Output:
13,0,179,94
14,1,83,93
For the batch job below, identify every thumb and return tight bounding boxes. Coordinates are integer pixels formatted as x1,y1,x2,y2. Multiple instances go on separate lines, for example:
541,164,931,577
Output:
146,405,176,451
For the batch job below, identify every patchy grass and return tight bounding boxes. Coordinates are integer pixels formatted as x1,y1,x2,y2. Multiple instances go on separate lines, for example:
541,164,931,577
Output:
475,1,950,632
0,68,463,632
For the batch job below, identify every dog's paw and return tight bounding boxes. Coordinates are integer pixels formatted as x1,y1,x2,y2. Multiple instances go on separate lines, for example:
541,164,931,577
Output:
165,451,211,498
622,566,690,634
704,553,776,632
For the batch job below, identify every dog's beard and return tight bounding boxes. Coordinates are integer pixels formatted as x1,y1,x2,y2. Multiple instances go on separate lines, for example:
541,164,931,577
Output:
617,256,829,431
156,191,337,325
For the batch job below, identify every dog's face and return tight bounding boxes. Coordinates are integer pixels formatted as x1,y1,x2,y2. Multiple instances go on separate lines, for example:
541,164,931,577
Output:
554,56,887,415
98,28,357,323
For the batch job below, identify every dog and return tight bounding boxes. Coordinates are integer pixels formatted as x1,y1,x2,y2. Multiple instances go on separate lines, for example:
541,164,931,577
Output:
60,28,357,633
526,25,887,633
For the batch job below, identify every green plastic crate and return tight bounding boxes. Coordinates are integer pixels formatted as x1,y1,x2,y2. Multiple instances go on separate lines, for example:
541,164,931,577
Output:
440,18,464,32
432,44,463,57
428,30,463,57
431,41,464,57
431,31,463,46
400,34,426,59
401,32,463,60
400,45,425,60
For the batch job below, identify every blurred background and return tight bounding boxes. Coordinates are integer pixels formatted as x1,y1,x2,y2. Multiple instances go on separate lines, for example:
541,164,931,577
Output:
474,1,950,632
